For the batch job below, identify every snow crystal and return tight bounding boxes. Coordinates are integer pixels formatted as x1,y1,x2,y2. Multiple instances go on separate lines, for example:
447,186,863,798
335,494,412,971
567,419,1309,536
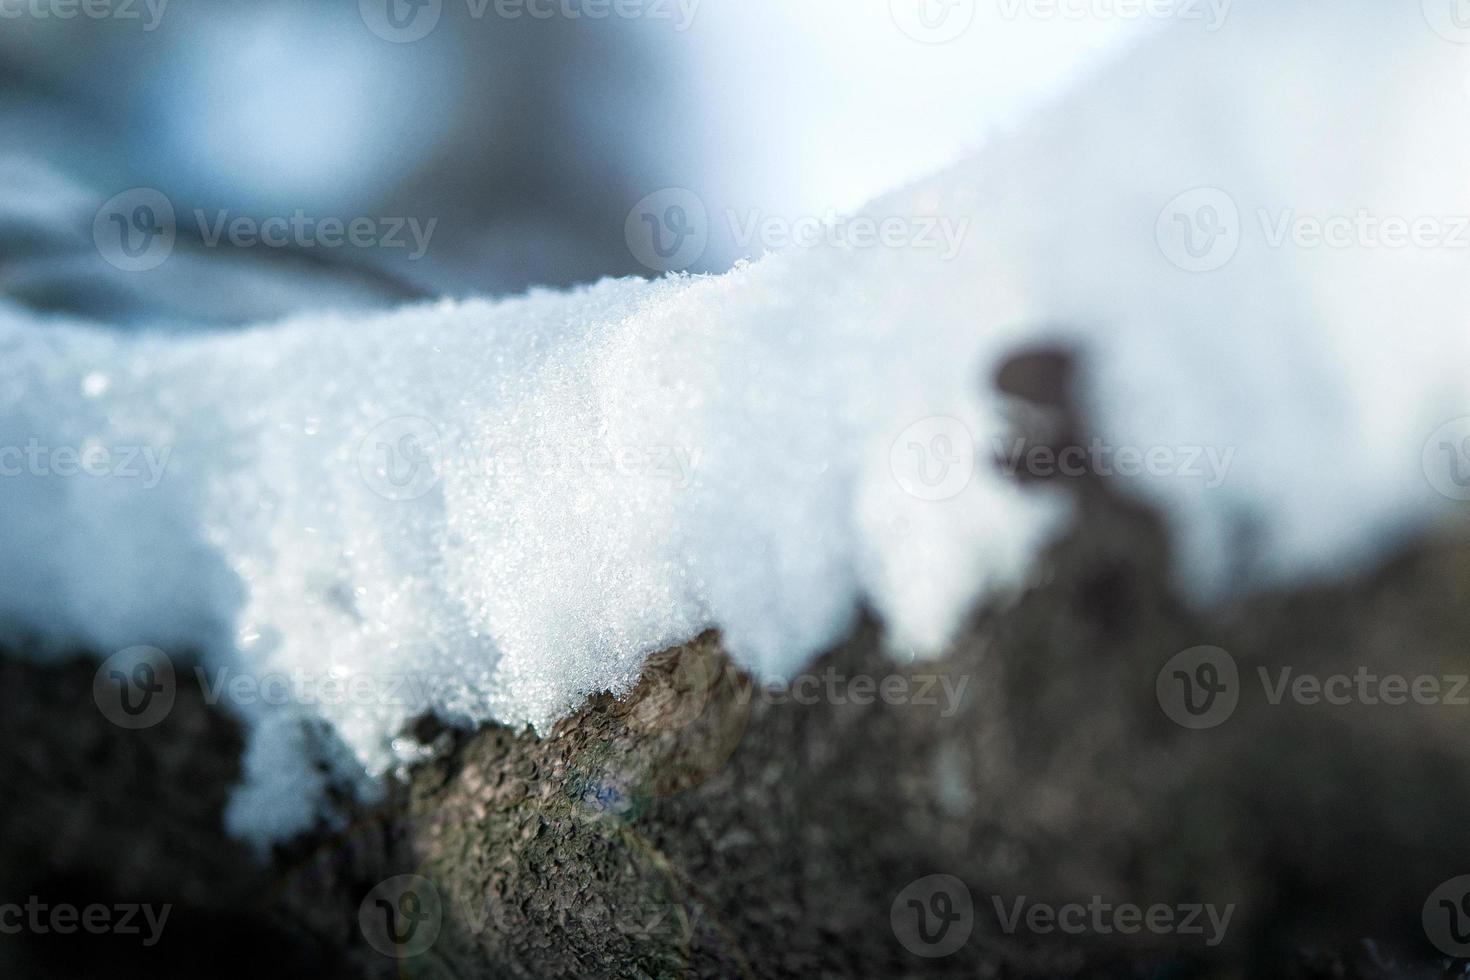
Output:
4,0,1469,844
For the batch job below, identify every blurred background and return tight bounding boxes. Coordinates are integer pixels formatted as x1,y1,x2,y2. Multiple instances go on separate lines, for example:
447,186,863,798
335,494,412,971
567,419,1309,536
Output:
0,0,1135,328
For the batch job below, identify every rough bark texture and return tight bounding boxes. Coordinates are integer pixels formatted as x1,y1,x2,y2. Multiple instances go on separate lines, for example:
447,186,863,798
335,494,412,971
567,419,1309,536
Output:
4,353,1470,979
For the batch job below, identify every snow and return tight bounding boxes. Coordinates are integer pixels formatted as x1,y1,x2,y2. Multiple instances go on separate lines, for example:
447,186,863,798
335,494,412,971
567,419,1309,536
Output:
0,261,1060,845
5,0,1470,845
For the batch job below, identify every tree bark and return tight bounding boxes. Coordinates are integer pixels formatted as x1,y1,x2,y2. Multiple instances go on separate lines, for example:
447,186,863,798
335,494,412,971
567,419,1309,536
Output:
4,355,1469,979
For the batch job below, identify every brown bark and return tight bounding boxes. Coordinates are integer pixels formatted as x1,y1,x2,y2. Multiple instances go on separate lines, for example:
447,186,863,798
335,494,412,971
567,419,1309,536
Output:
3,356,1469,979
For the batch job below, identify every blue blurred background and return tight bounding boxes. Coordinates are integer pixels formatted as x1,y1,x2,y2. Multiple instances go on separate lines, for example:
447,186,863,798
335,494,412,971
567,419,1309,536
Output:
0,0,1132,327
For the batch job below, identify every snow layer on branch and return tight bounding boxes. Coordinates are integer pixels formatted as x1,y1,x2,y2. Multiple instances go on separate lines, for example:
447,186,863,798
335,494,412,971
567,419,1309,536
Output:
4,0,1470,844
0,238,1060,844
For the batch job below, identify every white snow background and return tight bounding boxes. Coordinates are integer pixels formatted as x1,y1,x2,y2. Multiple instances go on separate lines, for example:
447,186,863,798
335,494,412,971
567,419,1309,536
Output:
3,0,1469,845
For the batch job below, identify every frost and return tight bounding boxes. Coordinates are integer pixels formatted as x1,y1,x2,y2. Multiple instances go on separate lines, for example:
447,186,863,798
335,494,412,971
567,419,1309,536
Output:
4,1,1469,845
